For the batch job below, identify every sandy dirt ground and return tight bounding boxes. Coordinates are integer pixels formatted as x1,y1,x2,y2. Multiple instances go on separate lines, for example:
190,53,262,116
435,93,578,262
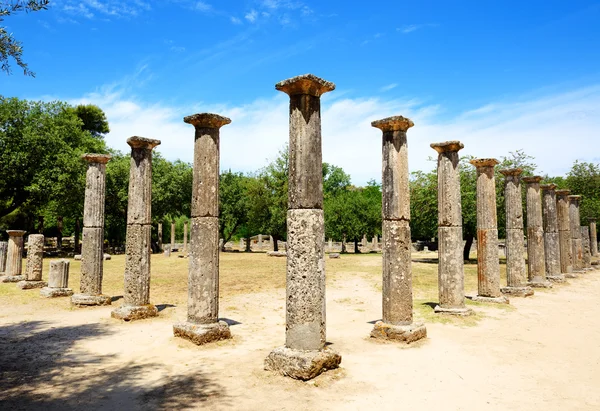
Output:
1,258,599,410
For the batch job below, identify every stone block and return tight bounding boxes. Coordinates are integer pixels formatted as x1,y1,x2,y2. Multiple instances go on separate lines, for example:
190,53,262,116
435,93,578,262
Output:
528,280,553,289
547,274,566,283
433,305,473,316
501,286,534,297
267,251,287,257
471,295,510,304
328,253,340,259
173,321,231,345
40,287,73,298
71,293,112,306
103,254,111,261
111,304,158,321
1,275,25,283
264,346,341,381
370,321,426,343
17,280,47,290
74,254,82,260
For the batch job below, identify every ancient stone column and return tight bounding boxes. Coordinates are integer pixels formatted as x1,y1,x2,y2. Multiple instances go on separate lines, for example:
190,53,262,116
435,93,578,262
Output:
369,116,426,343
157,222,163,252
569,195,584,272
171,221,176,252
555,190,575,277
173,113,232,345
18,234,47,289
2,230,26,282
430,141,472,315
258,234,263,250
541,184,565,282
589,218,598,257
72,153,112,306
470,159,508,304
523,176,552,288
40,260,73,297
499,169,533,297
581,226,592,269
264,74,341,380
112,137,161,321
0,241,7,274
183,220,188,254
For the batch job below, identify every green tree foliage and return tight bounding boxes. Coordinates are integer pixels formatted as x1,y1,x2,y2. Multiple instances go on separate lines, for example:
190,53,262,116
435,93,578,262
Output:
565,161,600,223
219,170,249,249
71,104,110,138
1,1,49,76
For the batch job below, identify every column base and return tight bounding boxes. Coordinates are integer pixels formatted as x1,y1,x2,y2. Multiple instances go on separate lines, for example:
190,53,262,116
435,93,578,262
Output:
547,274,566,283
1,275,25,283
471,295,510,304
264,346,342,381
71,293,112,306
111,304,158,321
370,321,427,343
40,287,73,298
501,286,534,297
17,280,47,290
267,251,287,257
433,305,474,316
528,281,553,289
173,321,231,346
564,273,578,279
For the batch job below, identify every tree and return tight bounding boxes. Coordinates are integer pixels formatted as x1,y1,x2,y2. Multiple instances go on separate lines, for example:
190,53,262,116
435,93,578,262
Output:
71,104,110,138
219,170,249,250
1,1,49,76
565,161,600,223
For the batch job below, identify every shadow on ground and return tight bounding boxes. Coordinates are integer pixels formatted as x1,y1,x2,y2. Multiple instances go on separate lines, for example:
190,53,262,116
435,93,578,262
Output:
0,321,228,410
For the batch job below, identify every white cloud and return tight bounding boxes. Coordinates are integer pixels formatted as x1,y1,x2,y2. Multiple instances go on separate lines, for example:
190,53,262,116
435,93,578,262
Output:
195,1,212,12
398,24,438,34
230,16,242,24
245,9,258,23
61,0,151,19
380,83,398,92
62,84,600,185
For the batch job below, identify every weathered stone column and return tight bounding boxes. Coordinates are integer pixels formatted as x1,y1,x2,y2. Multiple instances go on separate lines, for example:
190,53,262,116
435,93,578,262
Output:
112,137,161,321
555,190,575,278
18,234,47,289
157,222,163,252
0,241,7,274
430,142,472,315
171,221,176,252
264,74,341,380
541,184,565,282
581,226,592,269
173,113,232,345
499,169,533,297
2,230,26,282
523,176,552,288
183,220,188,254
569,195,584,272
588,218,598,257
470,159,508,304
72,154,112,306
41,260,73,297
369,116,426,342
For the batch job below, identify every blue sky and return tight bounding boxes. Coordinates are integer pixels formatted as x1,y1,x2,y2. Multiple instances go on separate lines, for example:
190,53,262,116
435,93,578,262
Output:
2,0,600,184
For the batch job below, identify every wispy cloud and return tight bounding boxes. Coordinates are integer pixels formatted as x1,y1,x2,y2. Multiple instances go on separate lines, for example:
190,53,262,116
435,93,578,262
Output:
230,16,242,24
380,83,398,92
194,1,212,12
61,0,151,20
397,23,438,34
245,9,258,23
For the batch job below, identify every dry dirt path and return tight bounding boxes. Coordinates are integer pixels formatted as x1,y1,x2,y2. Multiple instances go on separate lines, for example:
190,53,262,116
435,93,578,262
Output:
1,268,599,410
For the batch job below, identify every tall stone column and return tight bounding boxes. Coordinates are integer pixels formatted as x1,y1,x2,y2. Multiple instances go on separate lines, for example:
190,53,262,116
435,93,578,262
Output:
173,113,232,345
183,220,188,254
581,226,592,269
369,116,426,343
470,159,508,304
523,176,552,288
499,169,533,297
18,234,47,289
0,241,7,274
264,74,341,380
555,190,575,277
2,230,26,282
541,184,565,282
430,142,472,315
171,221,176,252
112,137,161,321
72,154,112,306
569,195,584,272
588,218,598,257
157,222,163,252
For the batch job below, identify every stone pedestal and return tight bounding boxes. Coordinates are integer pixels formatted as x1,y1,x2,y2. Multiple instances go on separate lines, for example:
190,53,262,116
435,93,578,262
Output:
18,234,47,289
541,184,564,283
556,190,575,277
174,113,232,345
589,218,598,257
265,74,341,380
523,177,552,288
72,153,111,306
470,159,508,304
370,116,426,343
41,259,73,297
2,230,26,282
0,241,7,274
112,137,161,322
431,142,472,315
569,195,584,272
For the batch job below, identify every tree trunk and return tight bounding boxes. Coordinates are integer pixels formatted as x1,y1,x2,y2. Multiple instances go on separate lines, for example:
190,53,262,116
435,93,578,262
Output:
273,236,279,252
74,217,81,253
245,237,252,252
354,240,360,254
463,233,474,261
341,234,347,253
57,216,63,251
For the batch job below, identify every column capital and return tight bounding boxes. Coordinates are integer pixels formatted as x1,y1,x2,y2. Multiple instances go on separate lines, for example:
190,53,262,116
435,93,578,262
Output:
127,136,161,150
555,189,571,196
430,140,464,154
6,230,26,237
371,116,414,132
522,176,543,184
184,113,231,129
275,73,335,97
540,183,557,191
588,217,597,223
81,153,111,164
470,158,499,168
568,195,582,201
499,168,522,176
